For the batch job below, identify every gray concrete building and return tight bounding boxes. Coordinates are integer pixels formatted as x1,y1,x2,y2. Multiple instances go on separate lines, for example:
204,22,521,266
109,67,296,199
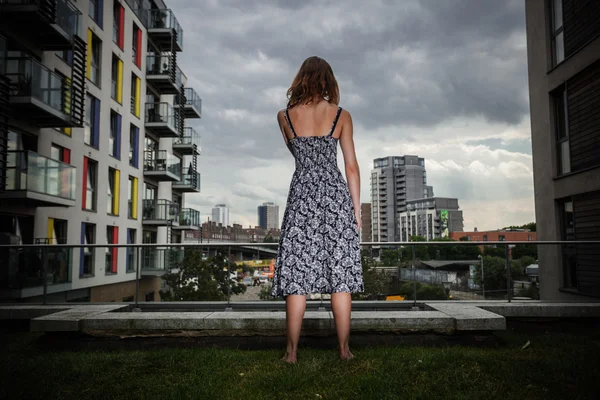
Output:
399,197,463,241
525,0,600,300
371,156,429,242
258,202,279,230
360,203,372,243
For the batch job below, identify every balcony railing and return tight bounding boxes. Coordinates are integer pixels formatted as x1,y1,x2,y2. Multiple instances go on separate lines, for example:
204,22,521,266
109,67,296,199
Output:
0,150,76,206
144,102,180,137
147,8,183,51
143,150,181,181
177,208,201,228
173,127,201,155
0,0,81,49
175,87,202,119
2,56,75,125
142,199,180,223
172,167,200,192
145,55,180,94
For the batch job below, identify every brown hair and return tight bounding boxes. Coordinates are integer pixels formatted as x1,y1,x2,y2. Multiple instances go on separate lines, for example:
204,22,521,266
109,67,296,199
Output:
286,56,340,108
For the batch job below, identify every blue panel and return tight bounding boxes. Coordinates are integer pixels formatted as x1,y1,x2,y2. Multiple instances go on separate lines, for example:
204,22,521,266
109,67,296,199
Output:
97,0,104,29
93,98,100,148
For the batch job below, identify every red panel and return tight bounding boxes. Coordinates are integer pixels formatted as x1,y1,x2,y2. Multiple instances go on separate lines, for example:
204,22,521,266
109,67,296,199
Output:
111,226,119,273
135,28,142,67
82,157,88,209
118,6,125,49
63,148,71,164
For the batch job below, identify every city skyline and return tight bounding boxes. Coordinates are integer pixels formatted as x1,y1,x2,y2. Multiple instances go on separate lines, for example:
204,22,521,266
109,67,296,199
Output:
168,0,534,231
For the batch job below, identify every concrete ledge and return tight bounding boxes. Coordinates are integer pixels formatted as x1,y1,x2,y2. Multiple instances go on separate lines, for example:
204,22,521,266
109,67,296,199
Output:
478,303,600,318
0,305,70,320
425,303,506,331
30,305,128,332
350,311,454,333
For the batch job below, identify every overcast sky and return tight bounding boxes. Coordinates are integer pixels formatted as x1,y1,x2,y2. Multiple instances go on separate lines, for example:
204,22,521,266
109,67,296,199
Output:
170,0,534,232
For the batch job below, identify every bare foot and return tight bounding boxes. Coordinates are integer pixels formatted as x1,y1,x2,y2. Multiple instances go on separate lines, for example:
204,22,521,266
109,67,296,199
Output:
340,350,354,361
281,352,297,364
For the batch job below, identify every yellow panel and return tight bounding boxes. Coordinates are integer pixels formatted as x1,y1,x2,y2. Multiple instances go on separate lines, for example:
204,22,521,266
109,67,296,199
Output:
132,177,138,219
87,29,93,80
113,169,120,216
63,127,72,136
47,218,55,244
116,60,123,104
134,77,141,117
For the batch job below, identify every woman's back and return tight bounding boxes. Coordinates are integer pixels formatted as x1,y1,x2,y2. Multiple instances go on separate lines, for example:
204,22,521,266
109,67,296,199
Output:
284,102,343,139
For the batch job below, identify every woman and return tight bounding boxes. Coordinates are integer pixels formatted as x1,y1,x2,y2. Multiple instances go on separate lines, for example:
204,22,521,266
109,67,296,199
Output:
271,56,364,363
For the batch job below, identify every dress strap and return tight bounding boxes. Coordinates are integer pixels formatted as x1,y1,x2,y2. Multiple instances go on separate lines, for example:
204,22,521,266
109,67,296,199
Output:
328,107,343,137
284,108,297,138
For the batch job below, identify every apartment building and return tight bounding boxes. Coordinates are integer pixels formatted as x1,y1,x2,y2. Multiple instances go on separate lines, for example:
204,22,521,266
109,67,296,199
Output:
211,204,230,226
370,156,429,242
399,197,463,241
258,202,279,230
0,0,202,302
360,203,372,243
525,0,600,300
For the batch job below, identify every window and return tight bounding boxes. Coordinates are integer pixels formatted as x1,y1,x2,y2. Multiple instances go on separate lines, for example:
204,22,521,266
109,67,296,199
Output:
126,228,136,272
129,124,139,167
107,167,120,215
113,2,124,48
551,0,564,65
131,73,140,116
128,176,138,219
561,200,577,288
81,223,96,277
89,0,103,28
499,235,506,241
106,226,118,274
109,110,121,159
84,94,100,148
47,218,68,245
83,157,98,211
132,23,142,67
111,55,123,103
145,292,154,302
483,235,488,242
88,30,102,86
554,87,570,175
56,50,73,66
50,144,71,164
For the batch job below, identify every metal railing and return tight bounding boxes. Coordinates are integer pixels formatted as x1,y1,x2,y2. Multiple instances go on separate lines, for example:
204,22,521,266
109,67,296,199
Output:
173,127,201,148
178,87,202,115
146,54,175,77
142,199,180,221
179,208,200,227
147,8,183,49
2,56,72,115
1,241,599,306
3,150,76,199
175,167,200,190
143,150,181,178
144,102,179,131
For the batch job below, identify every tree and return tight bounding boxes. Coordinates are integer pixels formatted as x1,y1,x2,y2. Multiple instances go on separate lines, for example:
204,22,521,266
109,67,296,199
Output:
472,256,522,293
263,235,277,243
397,281,447,300
160,249,247,301
512,244,538,260
352,249,390,300
484,246,506,258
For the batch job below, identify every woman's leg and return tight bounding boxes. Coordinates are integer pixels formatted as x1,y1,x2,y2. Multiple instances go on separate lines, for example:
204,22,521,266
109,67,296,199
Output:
283,294,306,363
331,292,354,360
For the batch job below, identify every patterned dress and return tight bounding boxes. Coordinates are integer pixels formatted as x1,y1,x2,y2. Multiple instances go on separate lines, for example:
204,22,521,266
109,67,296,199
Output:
271,106,364,298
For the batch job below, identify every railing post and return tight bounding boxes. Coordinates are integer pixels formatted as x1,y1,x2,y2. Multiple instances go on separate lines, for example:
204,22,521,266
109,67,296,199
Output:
134,246,141,311
226,246,232,311
505,244,512,303
41,247,48,305
412,244,417,307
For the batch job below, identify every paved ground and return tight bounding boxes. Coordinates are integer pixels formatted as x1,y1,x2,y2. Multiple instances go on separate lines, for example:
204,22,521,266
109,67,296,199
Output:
231,285,263,301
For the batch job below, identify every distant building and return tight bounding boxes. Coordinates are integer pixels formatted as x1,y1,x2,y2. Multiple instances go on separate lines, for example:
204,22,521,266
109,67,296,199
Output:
211,204,230,226
399,197,463,241
371,156,429,242
525,0,600,299
258,202,279,230
361,203,372,243
450,230,536,251
184,222,280,244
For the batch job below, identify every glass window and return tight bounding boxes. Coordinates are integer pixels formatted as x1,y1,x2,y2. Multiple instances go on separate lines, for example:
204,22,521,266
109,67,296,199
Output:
129,124,139,167
555,88,570,175
111,55,118,100
128,176,135,218
107,168,117,215
127,228,136,272
89,0,98,21
85,159,97,211
109,111,120,158
106,226,115,274
552,0,565,65
90,33,102,86
82,223,96,276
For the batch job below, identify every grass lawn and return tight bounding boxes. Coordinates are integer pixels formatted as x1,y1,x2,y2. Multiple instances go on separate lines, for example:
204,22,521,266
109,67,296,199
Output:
1,328,600,400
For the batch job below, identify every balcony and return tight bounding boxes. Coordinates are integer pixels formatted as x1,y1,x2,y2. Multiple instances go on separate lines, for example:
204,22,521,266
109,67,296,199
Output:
2,56,80,127
172,168,200,193
146,9,183,52
143,150,181,181
173,127,201,155
0,150,76,207
173,208,201,230
144,102,180,137
145,55,181,95
0,0,80,50
141,247,184,275
175,87,202,119
142,199,179,225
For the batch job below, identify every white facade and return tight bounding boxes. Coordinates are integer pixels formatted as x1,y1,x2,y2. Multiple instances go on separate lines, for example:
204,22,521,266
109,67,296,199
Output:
211,204,230,226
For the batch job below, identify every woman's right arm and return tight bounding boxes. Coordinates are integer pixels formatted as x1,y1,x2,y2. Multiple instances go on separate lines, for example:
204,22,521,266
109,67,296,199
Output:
339,110,362,229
